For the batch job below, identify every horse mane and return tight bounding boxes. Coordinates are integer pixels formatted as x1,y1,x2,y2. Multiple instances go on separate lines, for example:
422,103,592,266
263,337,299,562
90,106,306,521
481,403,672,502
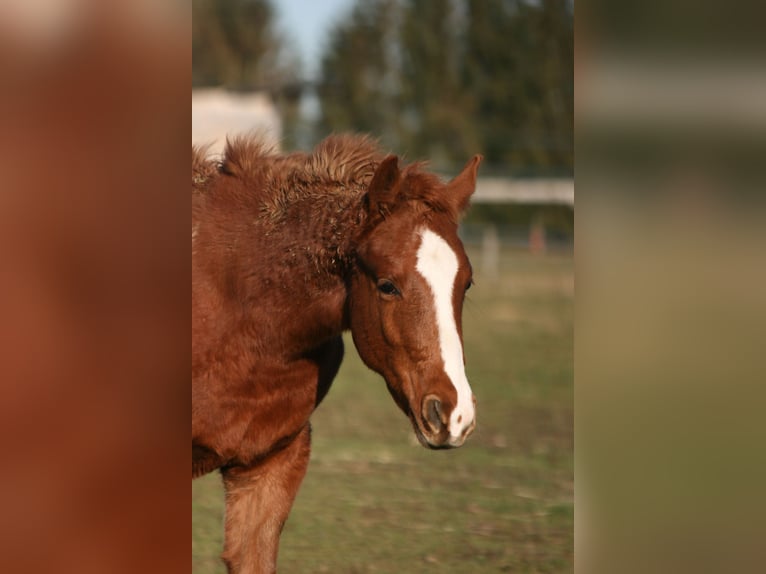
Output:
193,133,459,224
192,145,217,193
396,165,458,221
219,133,381,185
203,134,380,222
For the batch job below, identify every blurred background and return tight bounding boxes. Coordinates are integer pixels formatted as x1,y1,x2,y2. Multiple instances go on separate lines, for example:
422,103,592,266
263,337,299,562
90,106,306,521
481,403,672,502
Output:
192,1,573,572
577,2,766,574
192,0,574,258
5,1,765,573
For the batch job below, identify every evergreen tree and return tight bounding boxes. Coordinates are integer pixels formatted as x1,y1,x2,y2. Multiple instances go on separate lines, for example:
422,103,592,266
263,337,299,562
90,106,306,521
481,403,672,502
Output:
192,0,303,147
316,0,573,175
399,0,478,168
192,0,299,91
316,0,400,144
461,0,573,172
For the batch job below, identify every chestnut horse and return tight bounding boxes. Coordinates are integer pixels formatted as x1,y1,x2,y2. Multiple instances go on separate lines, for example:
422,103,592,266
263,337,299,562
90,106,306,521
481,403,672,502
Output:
192,134,481,573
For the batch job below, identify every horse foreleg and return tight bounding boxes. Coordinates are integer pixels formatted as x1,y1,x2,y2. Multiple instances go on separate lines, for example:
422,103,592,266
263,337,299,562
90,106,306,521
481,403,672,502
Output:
220,424,311,574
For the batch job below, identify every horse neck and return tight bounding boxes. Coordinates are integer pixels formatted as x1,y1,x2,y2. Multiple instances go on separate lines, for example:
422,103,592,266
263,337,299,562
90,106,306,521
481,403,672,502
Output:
284,187,365,280
258,186,367,355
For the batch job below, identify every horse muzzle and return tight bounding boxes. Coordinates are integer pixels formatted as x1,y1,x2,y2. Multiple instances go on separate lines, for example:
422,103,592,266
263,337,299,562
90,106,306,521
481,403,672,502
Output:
416,395,476,449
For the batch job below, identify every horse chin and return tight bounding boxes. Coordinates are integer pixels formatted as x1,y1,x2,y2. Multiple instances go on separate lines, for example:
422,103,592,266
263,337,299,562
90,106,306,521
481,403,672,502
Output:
411,417,457,450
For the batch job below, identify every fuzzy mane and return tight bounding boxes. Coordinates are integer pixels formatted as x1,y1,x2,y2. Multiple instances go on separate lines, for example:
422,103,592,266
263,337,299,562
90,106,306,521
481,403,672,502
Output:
192,145,217,192
222,133,383,186
193,133,460,224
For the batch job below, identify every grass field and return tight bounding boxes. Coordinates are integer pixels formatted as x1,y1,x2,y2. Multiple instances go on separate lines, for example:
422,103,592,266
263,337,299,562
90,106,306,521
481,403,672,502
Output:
192,248,573,573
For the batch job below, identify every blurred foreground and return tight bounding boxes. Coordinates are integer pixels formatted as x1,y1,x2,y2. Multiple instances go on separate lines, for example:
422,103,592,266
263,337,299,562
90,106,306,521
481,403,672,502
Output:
0,3,189,573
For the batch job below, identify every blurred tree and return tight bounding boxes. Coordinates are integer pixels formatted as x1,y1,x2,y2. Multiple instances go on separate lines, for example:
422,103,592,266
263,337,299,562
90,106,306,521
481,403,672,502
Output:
460,0,573,172
399,0,479,169
192,0,299,90
316,0,400,145
315,0,573,175
462,0,521,167
192,0,303,147
526,0,574,171
192,0,229,87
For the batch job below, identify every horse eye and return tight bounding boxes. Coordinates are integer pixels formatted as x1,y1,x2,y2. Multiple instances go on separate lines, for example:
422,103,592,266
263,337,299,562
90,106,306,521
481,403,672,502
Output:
465,278,474,292
377,279,400,296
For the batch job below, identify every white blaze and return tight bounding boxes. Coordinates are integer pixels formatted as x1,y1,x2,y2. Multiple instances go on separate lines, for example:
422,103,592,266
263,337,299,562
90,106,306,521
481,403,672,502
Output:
415,228,475,440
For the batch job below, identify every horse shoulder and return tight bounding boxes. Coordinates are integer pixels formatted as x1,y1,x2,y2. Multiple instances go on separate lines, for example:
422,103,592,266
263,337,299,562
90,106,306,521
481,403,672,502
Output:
191,336,344,474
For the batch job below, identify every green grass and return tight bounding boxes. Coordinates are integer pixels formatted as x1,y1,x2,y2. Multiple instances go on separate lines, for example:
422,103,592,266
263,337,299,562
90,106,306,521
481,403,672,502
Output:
192,249,573,573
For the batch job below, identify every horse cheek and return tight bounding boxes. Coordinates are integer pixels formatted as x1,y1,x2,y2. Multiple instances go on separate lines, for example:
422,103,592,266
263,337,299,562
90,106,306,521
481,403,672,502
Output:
350,292,384,373
379,303,402,348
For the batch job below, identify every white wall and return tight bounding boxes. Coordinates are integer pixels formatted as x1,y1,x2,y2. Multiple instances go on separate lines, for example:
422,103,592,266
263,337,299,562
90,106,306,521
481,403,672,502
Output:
192,89,282,156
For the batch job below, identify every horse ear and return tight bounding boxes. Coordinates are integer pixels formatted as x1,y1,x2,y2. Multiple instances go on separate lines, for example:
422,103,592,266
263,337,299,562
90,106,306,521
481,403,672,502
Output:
365,155,401,220
447,155,482,215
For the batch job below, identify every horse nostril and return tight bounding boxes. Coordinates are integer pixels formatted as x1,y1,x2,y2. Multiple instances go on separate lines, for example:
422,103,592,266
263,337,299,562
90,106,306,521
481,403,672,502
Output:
461,417,476,438
423,396,446,434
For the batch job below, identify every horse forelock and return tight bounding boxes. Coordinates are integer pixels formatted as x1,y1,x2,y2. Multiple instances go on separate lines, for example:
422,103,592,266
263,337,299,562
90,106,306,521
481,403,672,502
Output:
396,167,460,223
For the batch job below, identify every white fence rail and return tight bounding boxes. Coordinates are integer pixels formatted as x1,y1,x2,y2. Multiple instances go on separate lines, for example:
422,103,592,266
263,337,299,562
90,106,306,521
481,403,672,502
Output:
472,177,574,206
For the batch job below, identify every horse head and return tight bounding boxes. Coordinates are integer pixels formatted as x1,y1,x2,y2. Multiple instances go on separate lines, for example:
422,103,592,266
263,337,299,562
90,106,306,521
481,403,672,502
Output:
349,154,482,449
